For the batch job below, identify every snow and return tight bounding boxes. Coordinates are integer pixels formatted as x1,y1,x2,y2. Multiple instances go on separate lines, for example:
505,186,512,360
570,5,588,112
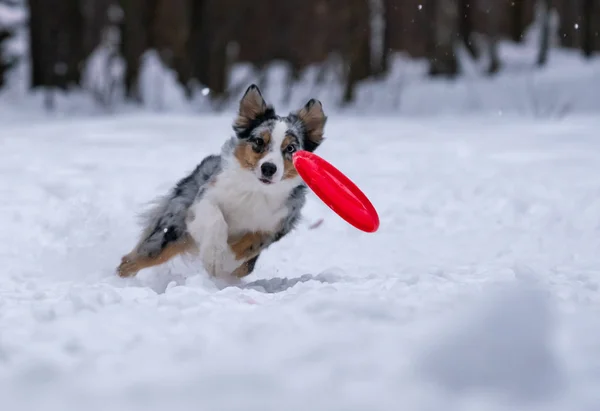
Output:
2,111,600,411
0,2,25,27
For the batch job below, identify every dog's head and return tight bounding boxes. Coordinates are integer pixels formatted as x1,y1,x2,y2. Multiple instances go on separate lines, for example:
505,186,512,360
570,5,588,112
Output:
231,84,327,185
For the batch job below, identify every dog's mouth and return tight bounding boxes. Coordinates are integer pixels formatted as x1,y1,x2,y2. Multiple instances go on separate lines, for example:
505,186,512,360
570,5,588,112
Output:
259,177,273,185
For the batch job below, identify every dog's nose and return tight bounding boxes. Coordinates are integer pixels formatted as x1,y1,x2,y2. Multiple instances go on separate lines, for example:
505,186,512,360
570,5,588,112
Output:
261,162,277,178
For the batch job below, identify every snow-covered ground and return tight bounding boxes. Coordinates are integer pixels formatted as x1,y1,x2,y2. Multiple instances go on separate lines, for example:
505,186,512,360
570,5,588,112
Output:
2,112,600,411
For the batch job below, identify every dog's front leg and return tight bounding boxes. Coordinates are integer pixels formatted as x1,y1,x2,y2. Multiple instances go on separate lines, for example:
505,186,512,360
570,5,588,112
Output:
186,199,239,278
227,231,275,278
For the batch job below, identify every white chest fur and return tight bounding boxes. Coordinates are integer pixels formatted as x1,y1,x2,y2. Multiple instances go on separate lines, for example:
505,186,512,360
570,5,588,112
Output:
206,164,300,236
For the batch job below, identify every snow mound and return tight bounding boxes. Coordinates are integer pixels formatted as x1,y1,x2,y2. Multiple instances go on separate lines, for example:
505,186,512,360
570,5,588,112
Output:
418,280,565,404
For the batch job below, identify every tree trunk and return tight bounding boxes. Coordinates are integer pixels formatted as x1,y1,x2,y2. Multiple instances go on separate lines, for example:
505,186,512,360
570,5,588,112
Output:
582,0,594,58
379,0,393,74
342,0,371,104
207,0,235,98
189,0,235,99
28,0,83,93
478,0,501,75
153,0,192,93
27,0,44,88
188,0,206,87
510,0,526,42
80,0,114,59
0,28,16,88
557,0,579,48
370,0,387,76
537,0,551,66
487,37,501,74
118,0,149,102
428,0,459,77
63,0,84,87
459,0,479,59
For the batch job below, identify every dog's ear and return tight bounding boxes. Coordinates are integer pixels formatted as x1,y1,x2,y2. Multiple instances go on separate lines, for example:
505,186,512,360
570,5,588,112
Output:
297,99,327,152
233,84,270,137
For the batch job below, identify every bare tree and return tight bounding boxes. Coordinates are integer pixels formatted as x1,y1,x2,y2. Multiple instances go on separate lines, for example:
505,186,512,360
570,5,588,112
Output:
428,0,460,77
152,0,192,94
28,0,85,109
188,0,240,101
459,0,479,59
81,0,114,59
510,0,527,42
342,0,372,104
556,0,579,48
118,0,150,103
477,0,502,75
536,0,552,66
0,26,17,87
369,0,387,76
379,0,394,74
581,0,595,58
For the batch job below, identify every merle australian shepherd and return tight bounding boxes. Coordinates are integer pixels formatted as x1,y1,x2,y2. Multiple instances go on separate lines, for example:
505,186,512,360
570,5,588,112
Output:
117,84,327,280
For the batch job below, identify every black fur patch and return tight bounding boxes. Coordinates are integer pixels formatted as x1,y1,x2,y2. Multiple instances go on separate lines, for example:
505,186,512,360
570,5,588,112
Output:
234,106,278,140
301,136,320,153
162,225,179,246
246,255,259,274
272,185,307,242
286,113,319,152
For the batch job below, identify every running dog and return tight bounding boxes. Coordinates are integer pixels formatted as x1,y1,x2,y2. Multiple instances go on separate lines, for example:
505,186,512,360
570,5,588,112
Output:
117,84,327,279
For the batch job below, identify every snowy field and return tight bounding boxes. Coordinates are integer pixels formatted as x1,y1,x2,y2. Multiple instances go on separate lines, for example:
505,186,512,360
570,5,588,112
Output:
2,112,600,411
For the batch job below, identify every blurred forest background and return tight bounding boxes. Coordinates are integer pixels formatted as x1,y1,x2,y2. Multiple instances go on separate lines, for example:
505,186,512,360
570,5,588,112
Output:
0,0,598,110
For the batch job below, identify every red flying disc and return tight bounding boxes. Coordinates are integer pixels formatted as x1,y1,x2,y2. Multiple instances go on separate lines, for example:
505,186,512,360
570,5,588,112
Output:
293,150,379,233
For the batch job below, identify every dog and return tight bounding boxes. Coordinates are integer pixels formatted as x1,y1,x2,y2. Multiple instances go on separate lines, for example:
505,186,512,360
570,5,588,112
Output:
116,84,327,280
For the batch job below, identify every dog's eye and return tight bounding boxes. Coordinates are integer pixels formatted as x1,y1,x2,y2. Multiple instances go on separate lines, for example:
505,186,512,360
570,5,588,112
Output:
252,139,265,153
285,145,296,154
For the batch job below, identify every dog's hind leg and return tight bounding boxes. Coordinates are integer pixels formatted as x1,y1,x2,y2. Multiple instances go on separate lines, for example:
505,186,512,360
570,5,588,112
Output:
116,192,196,278
116,156,223,278
117,233,196,277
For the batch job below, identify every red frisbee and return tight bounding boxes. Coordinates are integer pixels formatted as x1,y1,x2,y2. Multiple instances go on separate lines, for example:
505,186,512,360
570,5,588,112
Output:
293,150,379,233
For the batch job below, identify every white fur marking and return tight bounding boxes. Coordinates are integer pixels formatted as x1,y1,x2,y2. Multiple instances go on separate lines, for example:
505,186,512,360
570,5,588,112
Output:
210,159,300,237
187,198,240,277
257,120,288,182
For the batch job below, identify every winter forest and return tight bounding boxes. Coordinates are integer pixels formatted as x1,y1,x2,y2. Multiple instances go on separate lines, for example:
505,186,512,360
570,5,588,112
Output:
2,2,600,411
0,0,599,112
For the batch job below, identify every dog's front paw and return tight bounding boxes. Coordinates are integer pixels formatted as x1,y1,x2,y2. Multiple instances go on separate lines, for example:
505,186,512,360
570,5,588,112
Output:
200,237,238,277
187,199,239,278
117,253,140,277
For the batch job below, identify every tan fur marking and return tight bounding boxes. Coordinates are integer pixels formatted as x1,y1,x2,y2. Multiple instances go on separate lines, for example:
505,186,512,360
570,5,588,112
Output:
233,132,270,170
228,231,273,278
232,260,255,278
282,135,299,180
117,234,196,277
261,131,271,146
235,87,267,130
298,101,326,146
227,231,271,261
